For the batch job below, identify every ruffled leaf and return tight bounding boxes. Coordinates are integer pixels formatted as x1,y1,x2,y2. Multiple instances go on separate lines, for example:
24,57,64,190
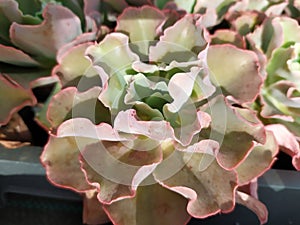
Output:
162,66,214,146
201,96,266,169
0,0,22,43
124,73,170,106
80,139,162,203
54,42,98,88
98,72,128,114
114,109,174,141
133,102,164,121
0,0,41,44
149,14,206,63
42,114,120,193
85,32,139,77
154,141,237,219
10,3,82,63
56,32,96,59
164,106,211,146
47,86,110,129
0,74,36,125
104,182,191,225
56,118,121,140
41,135,95,192
207,44,262,103
165,66,215,112
116,6,165,57
132,58,202,74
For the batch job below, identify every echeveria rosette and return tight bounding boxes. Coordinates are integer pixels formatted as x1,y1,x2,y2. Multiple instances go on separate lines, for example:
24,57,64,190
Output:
0,0,101,126
41,6,277,225
247,16,300,170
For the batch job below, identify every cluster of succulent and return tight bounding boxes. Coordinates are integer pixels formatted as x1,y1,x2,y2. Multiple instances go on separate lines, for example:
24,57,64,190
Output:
1,0,300,225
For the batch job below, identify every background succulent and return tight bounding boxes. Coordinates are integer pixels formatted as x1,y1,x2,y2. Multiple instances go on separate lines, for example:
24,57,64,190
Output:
247,15,300,170
0,0,102,146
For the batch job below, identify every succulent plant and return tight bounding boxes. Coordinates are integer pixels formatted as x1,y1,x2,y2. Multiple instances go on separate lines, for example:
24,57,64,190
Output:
0,0,298,224
41,6,279,225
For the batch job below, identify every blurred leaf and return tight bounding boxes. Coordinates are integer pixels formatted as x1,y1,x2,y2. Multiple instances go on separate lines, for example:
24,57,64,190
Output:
0,113,31,148
0,74,36,125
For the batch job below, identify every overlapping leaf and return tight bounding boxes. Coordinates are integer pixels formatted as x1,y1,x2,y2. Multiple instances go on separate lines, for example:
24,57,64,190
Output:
47,86,110,129
149,14,206,63
200,96,266,169
153,140,237,218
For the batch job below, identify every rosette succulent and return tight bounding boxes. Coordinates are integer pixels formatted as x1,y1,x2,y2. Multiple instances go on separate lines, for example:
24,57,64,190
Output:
41,6,279,225
0,0,102,127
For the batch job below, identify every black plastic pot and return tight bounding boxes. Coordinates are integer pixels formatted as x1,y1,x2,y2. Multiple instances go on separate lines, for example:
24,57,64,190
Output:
1,145,299,225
